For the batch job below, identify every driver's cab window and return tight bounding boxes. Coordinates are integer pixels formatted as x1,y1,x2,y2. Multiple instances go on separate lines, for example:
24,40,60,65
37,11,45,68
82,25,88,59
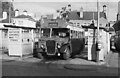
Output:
41,28,50,37
52,28,70,38
59,32,67,37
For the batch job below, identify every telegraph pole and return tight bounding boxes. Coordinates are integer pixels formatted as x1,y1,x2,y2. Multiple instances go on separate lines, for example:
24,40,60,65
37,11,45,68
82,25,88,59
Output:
8,2,11,23
96,0,100,62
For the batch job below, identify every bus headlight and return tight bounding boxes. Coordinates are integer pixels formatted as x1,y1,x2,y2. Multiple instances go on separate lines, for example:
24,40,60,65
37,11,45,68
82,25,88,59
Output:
98,43,102,49
57,43,61,48
40,44,45,48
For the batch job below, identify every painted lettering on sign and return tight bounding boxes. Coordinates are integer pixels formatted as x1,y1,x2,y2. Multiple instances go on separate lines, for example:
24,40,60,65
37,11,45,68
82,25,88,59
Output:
48,22,58,27
8,28,20,42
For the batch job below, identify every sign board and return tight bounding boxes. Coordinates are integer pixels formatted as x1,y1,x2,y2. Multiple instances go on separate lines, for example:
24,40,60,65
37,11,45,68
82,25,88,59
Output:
48,22,58,27
8,28,22,56
8,28,21,43
8,28,33,56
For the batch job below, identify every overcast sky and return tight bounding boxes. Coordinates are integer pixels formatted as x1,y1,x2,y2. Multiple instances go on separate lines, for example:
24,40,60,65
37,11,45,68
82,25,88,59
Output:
3,0,119,2
3,0,119,21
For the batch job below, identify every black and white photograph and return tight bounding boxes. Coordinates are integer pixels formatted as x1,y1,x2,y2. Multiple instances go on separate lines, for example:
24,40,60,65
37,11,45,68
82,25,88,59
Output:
0,0,119,77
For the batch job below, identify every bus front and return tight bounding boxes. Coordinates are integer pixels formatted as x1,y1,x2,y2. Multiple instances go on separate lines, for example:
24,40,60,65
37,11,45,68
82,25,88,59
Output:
36,27,71,59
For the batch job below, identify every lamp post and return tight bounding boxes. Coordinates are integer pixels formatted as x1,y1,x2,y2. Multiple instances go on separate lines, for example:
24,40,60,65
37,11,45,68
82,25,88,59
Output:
96,0,100,62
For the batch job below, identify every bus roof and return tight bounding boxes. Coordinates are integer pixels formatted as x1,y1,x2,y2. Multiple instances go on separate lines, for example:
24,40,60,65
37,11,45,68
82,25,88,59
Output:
41,25,84,32
41,19,84,32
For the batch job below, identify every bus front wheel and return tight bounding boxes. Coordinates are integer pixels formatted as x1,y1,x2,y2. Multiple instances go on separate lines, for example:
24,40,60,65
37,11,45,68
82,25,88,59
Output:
37,53,45,59
62,47,71,60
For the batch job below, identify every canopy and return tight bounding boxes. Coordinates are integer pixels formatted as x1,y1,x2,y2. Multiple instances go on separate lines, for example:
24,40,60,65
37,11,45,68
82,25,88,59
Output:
113,21,120,31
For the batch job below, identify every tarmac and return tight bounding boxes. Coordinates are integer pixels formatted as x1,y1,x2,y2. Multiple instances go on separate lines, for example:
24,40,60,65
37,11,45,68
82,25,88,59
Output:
64,52,119,71
0,49,119,70
0,50,41,63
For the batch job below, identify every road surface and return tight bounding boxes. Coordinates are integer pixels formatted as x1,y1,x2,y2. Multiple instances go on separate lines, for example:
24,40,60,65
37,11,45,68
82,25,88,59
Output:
1,58,119,76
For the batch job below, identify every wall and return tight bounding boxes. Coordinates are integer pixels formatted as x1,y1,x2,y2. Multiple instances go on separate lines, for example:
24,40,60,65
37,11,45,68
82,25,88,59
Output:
70,18,107,27
12,18,36,28
2,29,8,51
0,29,8,51
0,23,8,51
70,20,92,27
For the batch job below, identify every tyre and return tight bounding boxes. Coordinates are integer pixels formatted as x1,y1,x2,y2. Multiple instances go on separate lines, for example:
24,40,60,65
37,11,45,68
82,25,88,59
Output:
62,47,71,60
37,53,45,59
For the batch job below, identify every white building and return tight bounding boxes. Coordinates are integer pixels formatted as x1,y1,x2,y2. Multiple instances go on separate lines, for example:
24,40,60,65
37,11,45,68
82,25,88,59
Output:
11,14,36,28
67,8,107,27
0,9,37,56
0,23,10,51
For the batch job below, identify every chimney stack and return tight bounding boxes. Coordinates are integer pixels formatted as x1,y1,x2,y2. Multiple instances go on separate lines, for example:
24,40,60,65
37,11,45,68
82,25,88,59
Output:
23,10,27,16
56,10,60,19
103,5,107,17
80,7,83,18
3,11,7,19
15,9,19,17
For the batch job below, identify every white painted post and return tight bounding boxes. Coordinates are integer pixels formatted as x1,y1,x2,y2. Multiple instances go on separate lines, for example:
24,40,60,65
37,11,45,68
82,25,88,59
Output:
88,29,93,60
20,28,23,60
98,30,106,61
31,29,34,54
107,32,110,53
0,30,2,51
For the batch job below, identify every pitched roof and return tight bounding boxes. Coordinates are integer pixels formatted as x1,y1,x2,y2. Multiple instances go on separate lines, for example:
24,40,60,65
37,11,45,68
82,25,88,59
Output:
1,14,36,23
4,24,36,29
67,11,106,20
1,18,10,23
13,14,36,22
109,27,115,32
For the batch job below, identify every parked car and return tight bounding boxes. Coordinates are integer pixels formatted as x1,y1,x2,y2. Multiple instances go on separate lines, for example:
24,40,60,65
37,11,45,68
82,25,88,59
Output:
114,31,120,53
110,35,117,51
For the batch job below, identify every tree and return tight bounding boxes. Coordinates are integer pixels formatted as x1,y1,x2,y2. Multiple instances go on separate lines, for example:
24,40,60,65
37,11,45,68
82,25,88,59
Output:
57,4,71,21
36,20,41,28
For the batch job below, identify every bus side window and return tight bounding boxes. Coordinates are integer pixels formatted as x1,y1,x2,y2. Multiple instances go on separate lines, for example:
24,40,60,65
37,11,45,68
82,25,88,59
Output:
76,31,79,38
78,32,80,38
73,31,76,38
71,30,75,38
70,30,73,38
80,32,82,38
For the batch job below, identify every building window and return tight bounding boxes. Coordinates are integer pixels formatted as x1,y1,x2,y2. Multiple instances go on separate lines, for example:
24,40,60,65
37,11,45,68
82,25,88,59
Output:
12,19,16,24
18,21,23,25
77,23,80,26
74,23,76,26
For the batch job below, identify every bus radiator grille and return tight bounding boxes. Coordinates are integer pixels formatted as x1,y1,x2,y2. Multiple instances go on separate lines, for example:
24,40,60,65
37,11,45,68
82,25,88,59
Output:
46,40,56,55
